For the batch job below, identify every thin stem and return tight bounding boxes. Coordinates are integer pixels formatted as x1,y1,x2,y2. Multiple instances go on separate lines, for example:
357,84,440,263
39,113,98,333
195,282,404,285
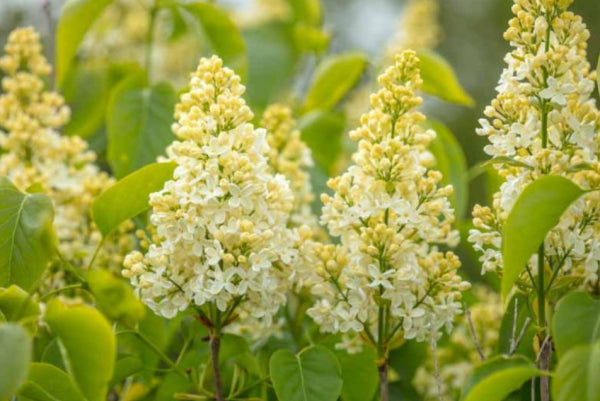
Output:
377,359,389,401
210,329,225,401
537,244,546,330
465,304,485,361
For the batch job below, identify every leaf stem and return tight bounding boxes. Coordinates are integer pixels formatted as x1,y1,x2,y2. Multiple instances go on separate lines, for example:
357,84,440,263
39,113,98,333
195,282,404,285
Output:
210,309,225,401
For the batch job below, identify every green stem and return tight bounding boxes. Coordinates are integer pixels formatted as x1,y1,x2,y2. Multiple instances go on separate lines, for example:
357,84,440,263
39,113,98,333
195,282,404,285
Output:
210,309,225,401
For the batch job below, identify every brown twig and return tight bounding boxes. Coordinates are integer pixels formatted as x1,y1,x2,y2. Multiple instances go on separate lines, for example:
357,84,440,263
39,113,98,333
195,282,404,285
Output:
210,331,225,401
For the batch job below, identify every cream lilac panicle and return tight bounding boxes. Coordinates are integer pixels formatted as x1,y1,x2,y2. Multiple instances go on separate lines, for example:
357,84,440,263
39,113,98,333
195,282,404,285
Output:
123,56,297,327
306,51,470,352
0,27,134,281
468,0,600,291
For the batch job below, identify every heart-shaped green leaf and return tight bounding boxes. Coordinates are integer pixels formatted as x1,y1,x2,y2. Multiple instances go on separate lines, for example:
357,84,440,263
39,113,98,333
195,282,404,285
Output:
0,177,55,291
107,75,176,178
553,291,600,358
501,175,586,297
270,345,343,401
178,1,247,78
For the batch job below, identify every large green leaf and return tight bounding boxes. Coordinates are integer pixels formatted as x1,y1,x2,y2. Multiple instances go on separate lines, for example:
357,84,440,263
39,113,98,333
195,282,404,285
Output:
461,355,543,401
178,1,247,78
45,299,116,401
298,111,345,174
91,162,176,236
0,323,31,400
303,52,367,112
270,346,343,401
288,0,322,25
552,292,600,358
107,75,176,178
553,340,600,401
18,363,86,401
417,50,474,107
55,0,115,86
427,120,468,220
244,22,298,108
501,175,586,297
0,177,55,291
335,347,378,401
63,62,142,140
86,270,145,325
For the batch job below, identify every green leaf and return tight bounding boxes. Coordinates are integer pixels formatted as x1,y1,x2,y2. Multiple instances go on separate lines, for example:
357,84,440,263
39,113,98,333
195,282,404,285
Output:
552,291,600,358
91,162,176,236
553,340,600,401
461,355,543,401
0,286,40,334
107,75,176,178
270,346,343,401
335,347,378,401
63,62,142,139
0,323,31,400
45,299,116,401
55,0,115,86
178,1,247,78
86,270,145,325
427,120,468,220
0,177,55,291
417,50,474,107
18,363,86,401
298,111,345,174
501,175,586,297
303,52,367,112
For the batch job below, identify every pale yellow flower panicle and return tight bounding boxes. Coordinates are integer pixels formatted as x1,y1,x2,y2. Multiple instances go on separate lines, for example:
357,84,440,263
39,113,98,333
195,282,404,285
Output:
468,0,600,290
0,27,132,280
306,51,470,352
413,286,503,401
123,56,297,326
260,104,317,229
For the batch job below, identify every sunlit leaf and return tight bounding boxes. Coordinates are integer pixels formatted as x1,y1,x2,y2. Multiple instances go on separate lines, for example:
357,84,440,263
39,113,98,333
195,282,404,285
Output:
18,363,86,401
87,270,145,325
92,162,176,236
45,299,116,401
303,52,367,112
0,177,55,291
417,50,474,107
0,286,40,334
270,346,343,401
501,175,586,297
461,355,543,401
